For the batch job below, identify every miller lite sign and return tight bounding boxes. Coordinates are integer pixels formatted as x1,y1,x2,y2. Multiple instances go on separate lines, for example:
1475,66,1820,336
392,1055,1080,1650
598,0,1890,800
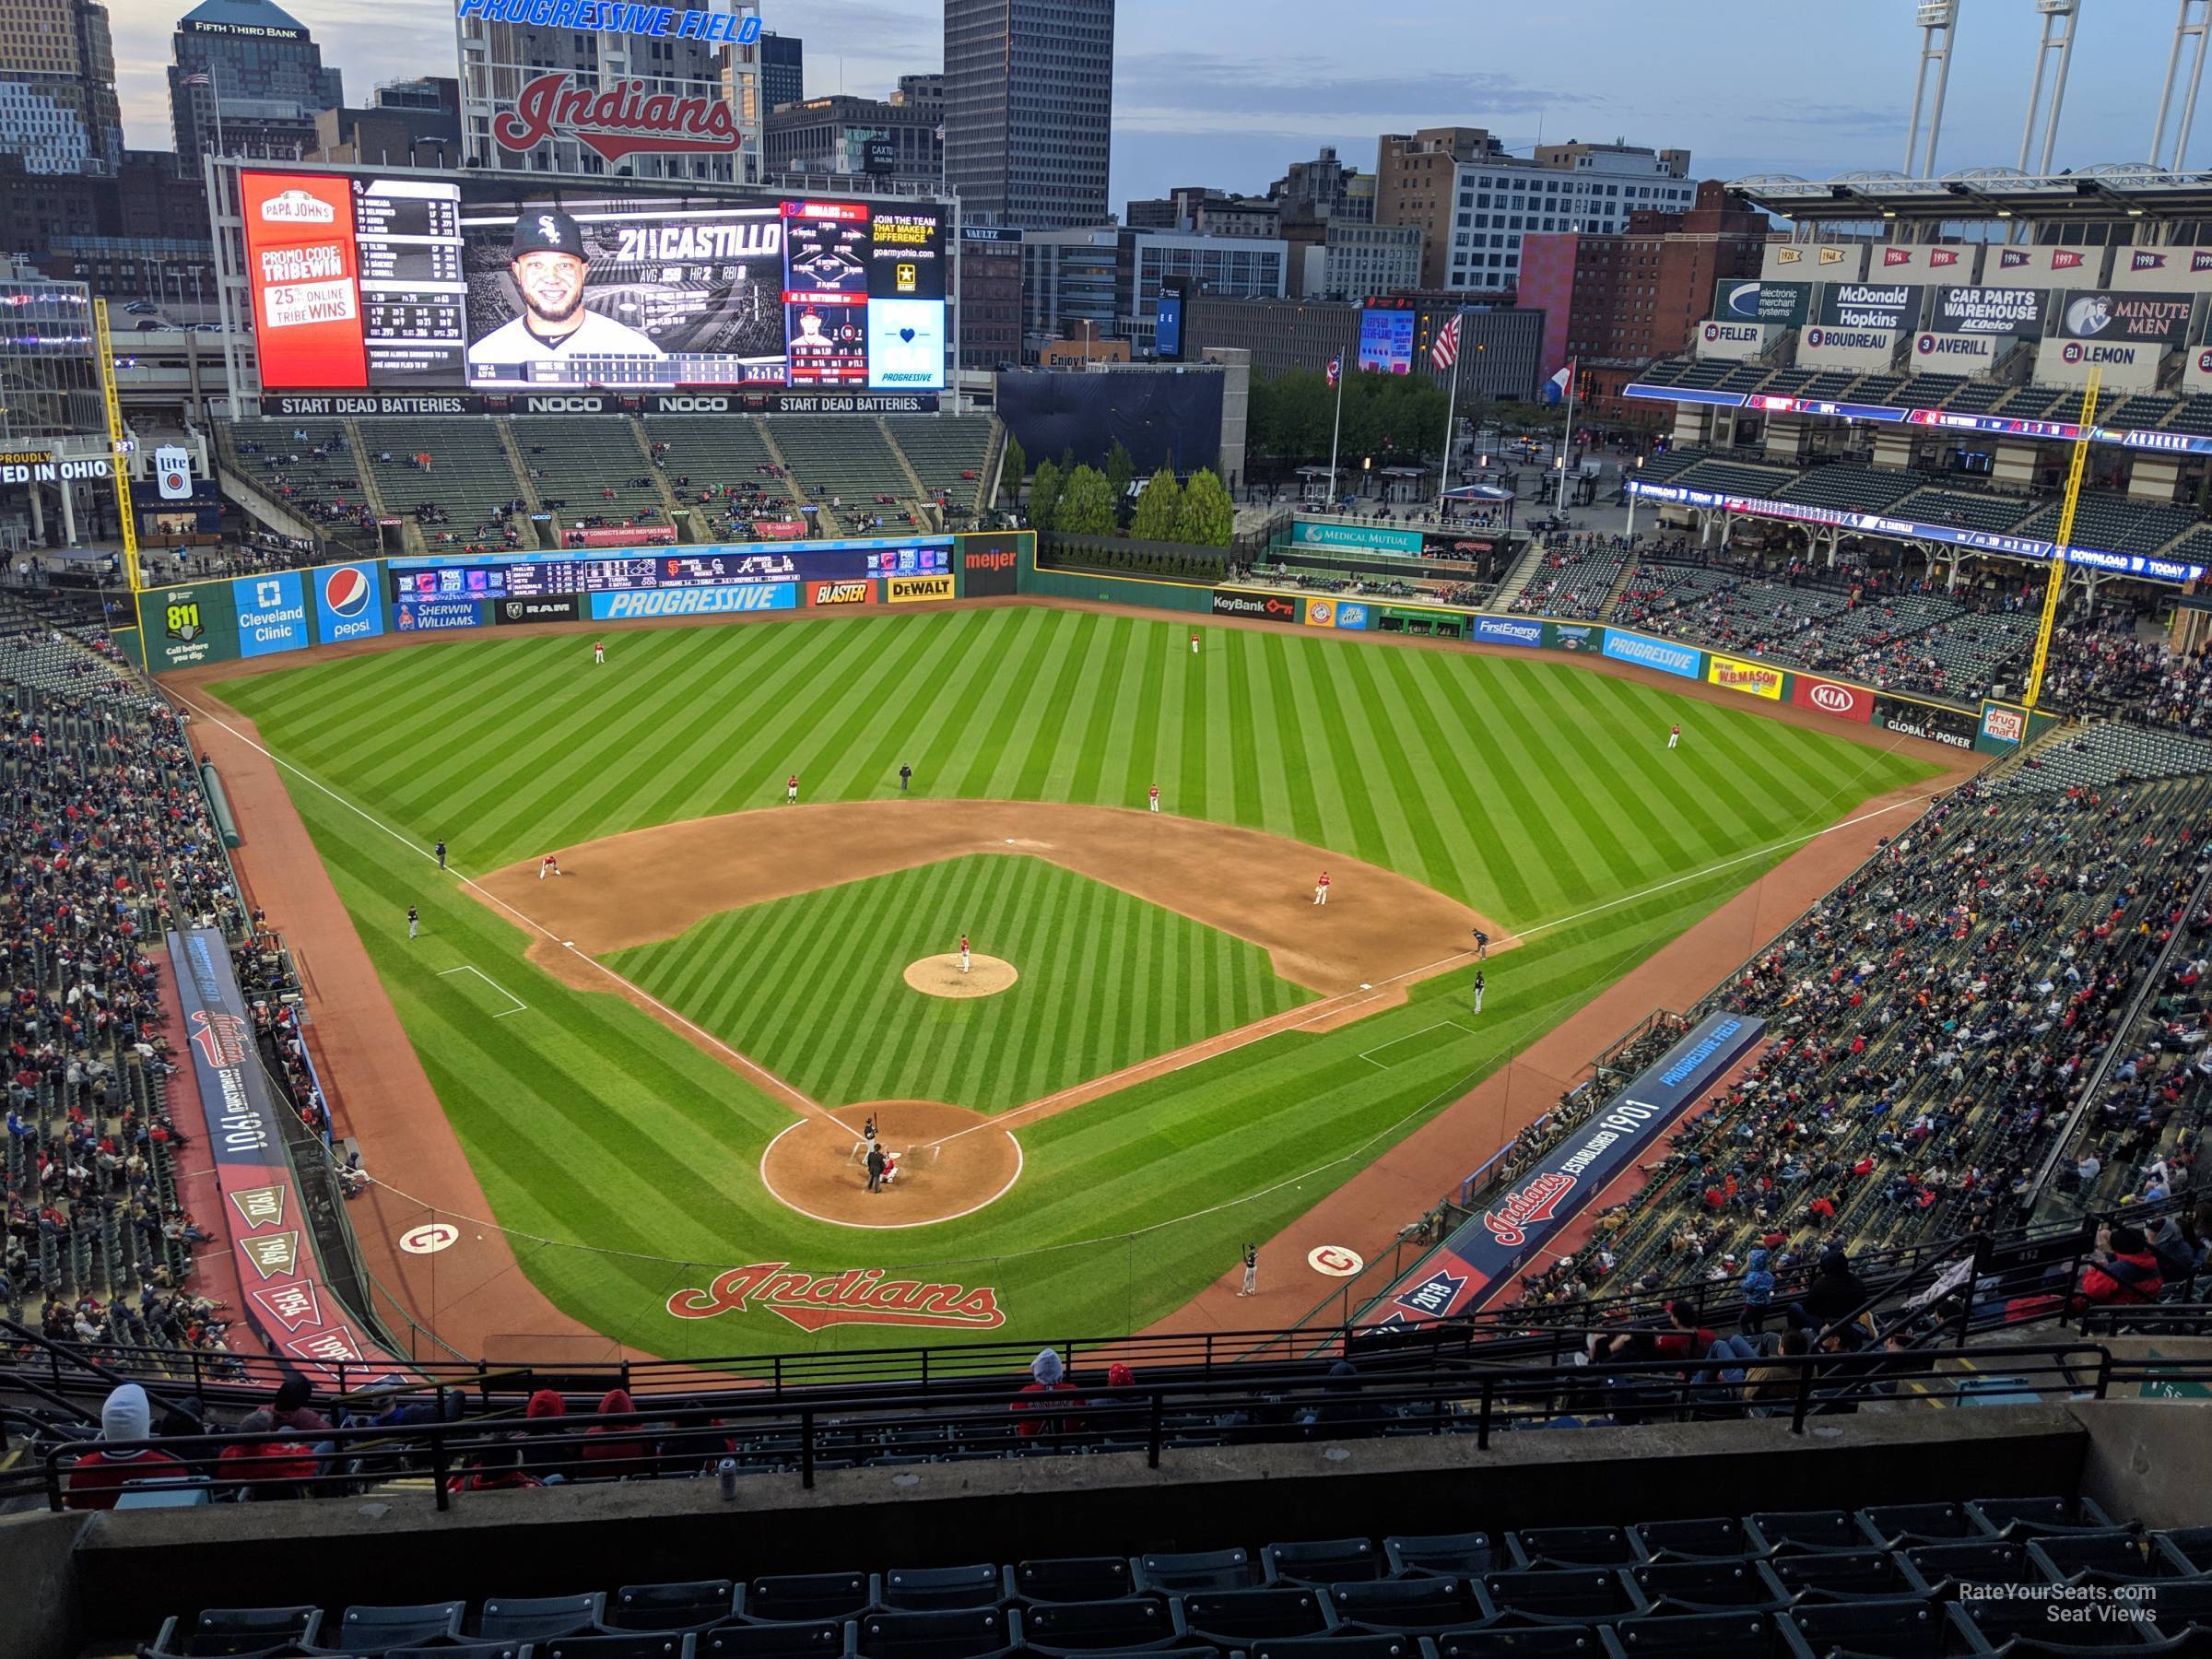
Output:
493,72,744,162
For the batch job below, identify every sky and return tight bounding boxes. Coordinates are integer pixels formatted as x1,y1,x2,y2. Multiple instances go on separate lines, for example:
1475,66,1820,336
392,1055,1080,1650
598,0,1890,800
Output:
108,0,2177,207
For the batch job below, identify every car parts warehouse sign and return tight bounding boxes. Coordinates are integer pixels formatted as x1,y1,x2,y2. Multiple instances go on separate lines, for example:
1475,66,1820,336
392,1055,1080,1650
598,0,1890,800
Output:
1354,1010,1767,1328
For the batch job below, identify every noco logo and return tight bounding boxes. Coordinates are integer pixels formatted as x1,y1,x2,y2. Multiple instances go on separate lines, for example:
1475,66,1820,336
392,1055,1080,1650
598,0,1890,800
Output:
811,581,872,606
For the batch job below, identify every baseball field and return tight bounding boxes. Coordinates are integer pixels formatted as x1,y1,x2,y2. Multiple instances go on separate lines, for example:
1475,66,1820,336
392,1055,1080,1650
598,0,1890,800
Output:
198,602,1944,1355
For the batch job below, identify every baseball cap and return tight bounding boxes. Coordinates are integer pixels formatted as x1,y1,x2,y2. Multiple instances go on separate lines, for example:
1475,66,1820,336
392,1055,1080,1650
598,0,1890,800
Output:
512,209,587,262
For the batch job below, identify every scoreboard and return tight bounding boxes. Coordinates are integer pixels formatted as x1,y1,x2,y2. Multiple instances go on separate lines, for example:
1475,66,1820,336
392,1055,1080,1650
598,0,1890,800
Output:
387,539,952,603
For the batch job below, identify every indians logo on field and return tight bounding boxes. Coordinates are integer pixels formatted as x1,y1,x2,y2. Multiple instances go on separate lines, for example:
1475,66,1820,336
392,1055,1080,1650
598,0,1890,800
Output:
187,1008,251,1069
666,1263,1006,1332
322,564,374,619
1481,1171,1577,1248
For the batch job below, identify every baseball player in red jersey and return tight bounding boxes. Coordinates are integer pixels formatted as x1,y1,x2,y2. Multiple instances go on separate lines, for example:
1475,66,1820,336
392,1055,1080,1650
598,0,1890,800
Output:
1190,630,1199,656
593,640,604,665
786,774,799,805
1148,783,1159,813
959,933,971,974
1667,723,1679,750
539,853,562,880
1312,870,1329,906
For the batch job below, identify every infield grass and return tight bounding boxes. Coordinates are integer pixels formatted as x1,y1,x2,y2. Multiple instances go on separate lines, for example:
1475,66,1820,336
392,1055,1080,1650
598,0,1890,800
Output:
206,605,1945,1354
608,854,1314,1112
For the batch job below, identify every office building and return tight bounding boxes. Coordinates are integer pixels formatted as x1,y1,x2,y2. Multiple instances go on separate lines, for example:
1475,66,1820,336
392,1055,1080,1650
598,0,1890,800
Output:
1126,186,1279,238
168,0,343,179
1305,221,1423,304
309,77,461,168
1269,145,1371,222
0,0,123,178
1021,225,1287,356
1183,294,1540,401
958,224,1022,371
457,0,759,183
944,0,1113,229
1516,180,1768,391
764,90,943,183
760,30,803,112
1375,126,1697,290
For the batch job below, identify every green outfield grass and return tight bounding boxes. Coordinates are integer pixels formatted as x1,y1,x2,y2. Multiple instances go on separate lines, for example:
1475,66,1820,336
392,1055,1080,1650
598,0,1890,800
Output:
607,854,1314,1113
205,606,1945,1355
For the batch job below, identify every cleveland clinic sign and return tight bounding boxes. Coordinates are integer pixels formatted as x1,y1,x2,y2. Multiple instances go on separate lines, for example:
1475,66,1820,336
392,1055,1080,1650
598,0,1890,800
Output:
454,0,761,39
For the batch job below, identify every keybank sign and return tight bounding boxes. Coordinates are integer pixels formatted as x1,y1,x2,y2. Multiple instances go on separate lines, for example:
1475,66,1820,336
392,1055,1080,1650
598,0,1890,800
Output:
455,0,762,40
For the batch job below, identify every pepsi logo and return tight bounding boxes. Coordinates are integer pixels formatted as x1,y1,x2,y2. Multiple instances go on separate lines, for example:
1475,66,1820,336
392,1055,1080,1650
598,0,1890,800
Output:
1809,683,1855,713
323,564,373,618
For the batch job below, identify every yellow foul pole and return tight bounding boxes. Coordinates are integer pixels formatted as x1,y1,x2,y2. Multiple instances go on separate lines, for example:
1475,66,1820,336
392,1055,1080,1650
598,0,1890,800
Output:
90,298,142,593
2023,370,2100,712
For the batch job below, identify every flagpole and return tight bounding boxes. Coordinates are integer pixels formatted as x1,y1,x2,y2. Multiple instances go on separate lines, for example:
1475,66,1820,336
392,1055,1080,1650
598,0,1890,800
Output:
1327,356,1345,511
210,64,227,159
1436,324,1462,515
1553,360,1578,517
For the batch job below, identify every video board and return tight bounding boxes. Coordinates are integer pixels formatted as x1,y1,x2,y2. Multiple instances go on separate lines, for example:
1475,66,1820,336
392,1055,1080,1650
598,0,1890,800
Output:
385,539,953,603
239,169,947,395
1356,306,1415,375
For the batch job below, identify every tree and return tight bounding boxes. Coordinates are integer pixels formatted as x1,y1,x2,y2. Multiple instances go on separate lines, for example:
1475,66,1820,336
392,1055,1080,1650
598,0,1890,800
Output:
1055,465,1117,536
999,434,1027,505
1030,459,1064,533
1129,467,1182,542
1175,468,1234,547
1104,438,1135,504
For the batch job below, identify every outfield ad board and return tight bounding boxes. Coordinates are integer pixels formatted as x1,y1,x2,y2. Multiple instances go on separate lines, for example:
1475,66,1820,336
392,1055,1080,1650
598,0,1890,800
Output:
233,571,311,659
1359,1011,1768,1327
1211,588,1301,622
1600,628,1701,680
1706,653,1783,700
312,561,385,643
1474,616,1546,649
1289,519,1426,557
141,582,241,672
1790,673,1873,724
1874,694,1978,749
957,533,1022,597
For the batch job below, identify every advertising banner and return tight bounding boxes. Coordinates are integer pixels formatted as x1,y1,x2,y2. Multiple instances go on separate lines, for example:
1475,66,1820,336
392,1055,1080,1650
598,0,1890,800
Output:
1764,243,1864,282
312,561,384,645
1789,673,1873,724
560,524,677,548
1979,702,2028,747
1212,588,1300,622
808,578,877,606
241,171,371,390
1712,278,1811,327
1817,282,1922,331
957,534,1021,597
886,573,954,604
1798,324,1899,372
1910,330,2001,370
1601,628,1700,680
751,521,808,539
1695,319,1774,361
232,571,311,659
141,582,241,673
494,594,582,624
1334,602,1370,630
2035,335,2163,392
1289,519,1426,556
1705,653,1783,700
590,584,797,618
2114,246,2212,289
2053,288,2196,347
1929,285,2043,337
1362,1011,1768,1325
165,928,394,1375
395,596,485,631
1874,695,1978,749
1302,596,1339,628
1989,245,2108,290
1475,615,1547,649
1547,622,1600,653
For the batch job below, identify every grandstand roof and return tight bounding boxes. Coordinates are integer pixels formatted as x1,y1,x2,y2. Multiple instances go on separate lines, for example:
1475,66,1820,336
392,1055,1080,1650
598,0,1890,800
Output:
1729,163,2212,227
181,0,313,29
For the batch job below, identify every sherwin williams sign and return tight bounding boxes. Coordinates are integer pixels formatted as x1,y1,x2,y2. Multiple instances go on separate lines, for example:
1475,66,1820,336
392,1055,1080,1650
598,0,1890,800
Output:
1289,519,1425,557
1706,653,1783,700
233,571,310,659
1601,628,1700,679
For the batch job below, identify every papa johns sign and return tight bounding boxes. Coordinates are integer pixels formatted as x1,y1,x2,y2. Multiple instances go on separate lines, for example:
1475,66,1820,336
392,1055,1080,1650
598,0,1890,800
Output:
668,1263,1006,1332
494,72,742,162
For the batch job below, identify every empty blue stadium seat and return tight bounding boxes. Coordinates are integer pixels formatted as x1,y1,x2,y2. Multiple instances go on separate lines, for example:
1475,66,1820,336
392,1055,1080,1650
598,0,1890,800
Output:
853,1608,1019,1659
1633,1519,1753,1561
1508,1529,1645,1569
1899,1541,2047,1595
1434,1628,1625,1657
1744,1512,1863,1555
1247,1640,1426,1659
473,1595,606,1641
878,1569,1006,1613
1609,1609,1788,1656
607,1584,744,1632
2029,1533,2186,1583
1018,1596,1181,1653
1327,1580,1492,1631
750,1577,877,1624
1178,1589,1335,1642
150,1609,324,1658
337,1605,466,1650
1627,1561,1788,1614
1766,1549,1920,1602
1384,1535,1496,1579
1265,1539,1382,1584
1855,1504,1984,1548
1965,1497,2114,1539
696,1622,853,1659
1010,1561,1134,1605
1481,1571,1647,1624
1778,1596,1979,1658
1133,1551,1261,1594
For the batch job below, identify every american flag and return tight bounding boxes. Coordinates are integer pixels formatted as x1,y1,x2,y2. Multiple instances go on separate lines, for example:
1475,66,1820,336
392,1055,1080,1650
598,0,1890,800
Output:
182,72,211,87
1431,312,1462,371
1325,355,1341,389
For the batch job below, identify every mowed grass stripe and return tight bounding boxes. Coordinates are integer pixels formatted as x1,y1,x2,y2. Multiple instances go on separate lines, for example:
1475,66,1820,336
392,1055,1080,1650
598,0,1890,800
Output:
607,853,1312,1113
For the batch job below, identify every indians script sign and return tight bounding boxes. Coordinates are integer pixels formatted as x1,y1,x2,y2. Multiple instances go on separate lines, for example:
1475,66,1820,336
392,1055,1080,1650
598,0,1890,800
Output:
494,72,744,161
667,1263,1006,1331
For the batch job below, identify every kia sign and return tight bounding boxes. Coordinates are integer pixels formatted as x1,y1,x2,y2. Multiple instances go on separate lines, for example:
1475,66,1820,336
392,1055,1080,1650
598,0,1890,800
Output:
313,562,385,645
2053,288,2195,347
1789,674,1872,724
1930,285,2043,337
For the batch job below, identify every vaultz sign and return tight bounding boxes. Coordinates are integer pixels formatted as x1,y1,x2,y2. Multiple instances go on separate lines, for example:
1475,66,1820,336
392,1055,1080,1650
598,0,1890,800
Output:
666,1263,1007,1331
493,72,744,161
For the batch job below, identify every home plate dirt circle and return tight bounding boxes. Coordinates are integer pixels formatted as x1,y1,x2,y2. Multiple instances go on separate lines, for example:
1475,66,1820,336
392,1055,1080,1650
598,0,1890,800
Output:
759,1100,1023,1229
903,954,1018,998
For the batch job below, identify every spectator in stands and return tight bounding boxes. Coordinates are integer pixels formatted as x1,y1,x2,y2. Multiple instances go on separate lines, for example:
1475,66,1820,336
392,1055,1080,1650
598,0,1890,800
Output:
216,1436,319,1501
1792,1248,1870,1333
1738,1246,1776,1334
65,1382,187,1509
448,1441,543,1494
580,1387,651,1477
1010,1347,1080,1440
2076,1222,2165,1309
517,1387,573,1482
241,1372,331,1440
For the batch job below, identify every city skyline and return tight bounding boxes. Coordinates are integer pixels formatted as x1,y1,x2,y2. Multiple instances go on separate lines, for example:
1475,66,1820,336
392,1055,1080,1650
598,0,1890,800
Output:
104,0,2186,208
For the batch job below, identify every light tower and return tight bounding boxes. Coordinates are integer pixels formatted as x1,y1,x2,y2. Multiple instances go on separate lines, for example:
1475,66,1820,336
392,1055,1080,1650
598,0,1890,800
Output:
2152,0,2212,170
2020,0,2080,175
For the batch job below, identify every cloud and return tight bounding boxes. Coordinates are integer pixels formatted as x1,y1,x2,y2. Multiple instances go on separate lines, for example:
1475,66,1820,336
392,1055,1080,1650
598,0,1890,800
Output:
1113,51,1586,125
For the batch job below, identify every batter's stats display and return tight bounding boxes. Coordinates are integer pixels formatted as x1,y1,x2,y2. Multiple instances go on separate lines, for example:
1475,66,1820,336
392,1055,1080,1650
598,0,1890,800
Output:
387,538,952,601
240,169,947,394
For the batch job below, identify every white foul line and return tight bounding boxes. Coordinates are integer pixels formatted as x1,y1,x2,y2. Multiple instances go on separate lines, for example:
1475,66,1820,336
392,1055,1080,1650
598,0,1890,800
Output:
437,963,527,1018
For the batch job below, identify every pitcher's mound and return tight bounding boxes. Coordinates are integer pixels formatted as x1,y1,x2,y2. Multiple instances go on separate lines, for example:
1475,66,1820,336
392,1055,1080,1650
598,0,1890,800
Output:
759,1100,1021,1229
904,954,1018,998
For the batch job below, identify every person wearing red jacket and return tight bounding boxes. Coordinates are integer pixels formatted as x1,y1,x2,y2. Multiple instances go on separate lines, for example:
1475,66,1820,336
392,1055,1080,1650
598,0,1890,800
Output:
2077,1224,2164,1308
580,1388,651,1477
65,1384,185,1510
